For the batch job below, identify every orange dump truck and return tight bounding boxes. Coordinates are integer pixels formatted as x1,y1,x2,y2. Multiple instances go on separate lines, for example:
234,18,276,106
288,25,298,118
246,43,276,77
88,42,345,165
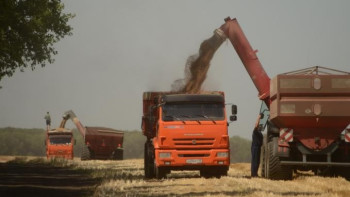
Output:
142,91,237,179
45,128,75,159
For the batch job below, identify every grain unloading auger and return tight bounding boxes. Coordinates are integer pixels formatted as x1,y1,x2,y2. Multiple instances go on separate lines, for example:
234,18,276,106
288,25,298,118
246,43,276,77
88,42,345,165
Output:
213,17,350,180
61,110,124,160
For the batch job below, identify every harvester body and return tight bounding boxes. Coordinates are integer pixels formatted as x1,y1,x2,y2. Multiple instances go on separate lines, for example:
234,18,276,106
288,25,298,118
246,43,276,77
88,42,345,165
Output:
217,17,350,179
142,91,236,179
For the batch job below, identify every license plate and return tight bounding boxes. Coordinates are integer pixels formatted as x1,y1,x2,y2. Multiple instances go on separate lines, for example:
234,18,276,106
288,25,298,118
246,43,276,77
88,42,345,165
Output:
186,159,202,164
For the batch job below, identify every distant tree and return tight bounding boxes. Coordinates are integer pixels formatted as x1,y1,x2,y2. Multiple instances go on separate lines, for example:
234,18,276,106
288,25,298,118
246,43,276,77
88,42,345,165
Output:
0,0,74,83
123,130,145,159
230,135,252,163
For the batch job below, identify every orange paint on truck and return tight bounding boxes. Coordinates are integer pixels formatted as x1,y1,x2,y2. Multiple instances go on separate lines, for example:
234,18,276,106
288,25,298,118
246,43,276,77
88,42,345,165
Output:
46,128,74,160
142,91,237,179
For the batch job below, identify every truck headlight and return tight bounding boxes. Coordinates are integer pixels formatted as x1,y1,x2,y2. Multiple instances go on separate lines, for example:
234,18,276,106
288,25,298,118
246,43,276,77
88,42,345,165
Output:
217,152,228,158
159,152,171,158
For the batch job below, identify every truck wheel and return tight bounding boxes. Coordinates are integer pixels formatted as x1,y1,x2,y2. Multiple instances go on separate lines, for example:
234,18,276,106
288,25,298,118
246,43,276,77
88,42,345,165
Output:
144,141,155,179
155,166,167,179
81,145,91,161
266,139,292,180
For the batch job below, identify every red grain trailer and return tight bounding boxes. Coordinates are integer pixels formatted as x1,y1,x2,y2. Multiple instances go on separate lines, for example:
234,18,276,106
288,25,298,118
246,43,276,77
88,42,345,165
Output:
214,17,350,180
61,110,124,160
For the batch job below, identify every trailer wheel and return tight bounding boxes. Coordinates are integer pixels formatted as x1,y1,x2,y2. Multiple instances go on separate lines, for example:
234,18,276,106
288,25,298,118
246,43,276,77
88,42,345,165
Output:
266,138,292,180
144,141,155,179
337,167,350,180
261,143,266,178
81,145,91,161
113,149,123,160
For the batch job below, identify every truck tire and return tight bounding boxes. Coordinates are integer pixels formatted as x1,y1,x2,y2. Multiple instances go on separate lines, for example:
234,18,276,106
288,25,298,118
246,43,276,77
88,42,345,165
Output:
155,165,167,179
266,138,292,180
144,141,155,179
81,145,91,161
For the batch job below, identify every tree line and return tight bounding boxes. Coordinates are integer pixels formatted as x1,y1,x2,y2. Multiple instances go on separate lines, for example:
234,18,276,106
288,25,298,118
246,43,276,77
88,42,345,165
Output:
0,128,252,162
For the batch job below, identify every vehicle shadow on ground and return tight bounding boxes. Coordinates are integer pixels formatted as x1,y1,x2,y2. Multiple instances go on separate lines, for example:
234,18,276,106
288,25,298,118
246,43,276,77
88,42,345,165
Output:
0,162,101,197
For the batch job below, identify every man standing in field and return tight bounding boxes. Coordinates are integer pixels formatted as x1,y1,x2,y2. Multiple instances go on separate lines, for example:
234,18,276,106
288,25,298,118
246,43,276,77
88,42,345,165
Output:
251,114,263,177
44,112,51,130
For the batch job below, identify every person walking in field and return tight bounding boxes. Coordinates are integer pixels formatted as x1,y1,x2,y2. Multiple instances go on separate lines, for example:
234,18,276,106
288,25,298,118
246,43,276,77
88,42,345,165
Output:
251,114,263,177
44,112,51,130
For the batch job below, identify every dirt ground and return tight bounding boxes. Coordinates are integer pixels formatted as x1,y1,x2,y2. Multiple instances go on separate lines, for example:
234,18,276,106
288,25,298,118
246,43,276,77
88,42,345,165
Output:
0,156,100,197
1,156,350,197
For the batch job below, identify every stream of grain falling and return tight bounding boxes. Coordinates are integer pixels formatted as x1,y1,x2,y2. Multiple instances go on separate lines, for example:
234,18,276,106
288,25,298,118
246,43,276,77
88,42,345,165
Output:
172,29,226,93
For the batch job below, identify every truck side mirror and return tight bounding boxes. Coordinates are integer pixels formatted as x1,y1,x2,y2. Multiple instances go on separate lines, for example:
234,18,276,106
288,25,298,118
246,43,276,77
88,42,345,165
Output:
231,105,237,115
74,139,76,145
230,115,237,122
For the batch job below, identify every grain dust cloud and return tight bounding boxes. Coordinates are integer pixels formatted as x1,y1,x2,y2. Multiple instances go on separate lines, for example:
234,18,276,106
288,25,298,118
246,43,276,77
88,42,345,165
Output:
171,29,226,93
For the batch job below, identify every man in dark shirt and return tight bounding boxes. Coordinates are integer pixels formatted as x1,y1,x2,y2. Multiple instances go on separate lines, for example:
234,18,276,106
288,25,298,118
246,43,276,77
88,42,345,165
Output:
251,115,263,177
44,112,51,130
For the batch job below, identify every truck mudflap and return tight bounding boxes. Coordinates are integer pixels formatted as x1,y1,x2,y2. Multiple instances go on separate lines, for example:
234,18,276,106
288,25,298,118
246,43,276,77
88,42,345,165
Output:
154,149,229,167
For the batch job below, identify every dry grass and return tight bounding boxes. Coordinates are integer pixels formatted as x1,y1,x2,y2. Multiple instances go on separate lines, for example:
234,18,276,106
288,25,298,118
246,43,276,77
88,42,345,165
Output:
3,156,350,197
76,159,350,197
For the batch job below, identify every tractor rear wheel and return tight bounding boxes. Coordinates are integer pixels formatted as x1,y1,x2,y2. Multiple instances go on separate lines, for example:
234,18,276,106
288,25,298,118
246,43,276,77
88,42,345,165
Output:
81,145,91,161
266,138,292,180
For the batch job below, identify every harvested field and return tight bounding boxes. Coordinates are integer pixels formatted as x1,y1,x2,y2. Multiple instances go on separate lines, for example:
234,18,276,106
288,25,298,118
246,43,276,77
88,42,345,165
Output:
1,156,350,197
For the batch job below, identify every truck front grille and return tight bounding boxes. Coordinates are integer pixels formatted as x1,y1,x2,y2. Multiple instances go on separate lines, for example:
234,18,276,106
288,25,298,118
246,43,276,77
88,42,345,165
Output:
173,138,215,148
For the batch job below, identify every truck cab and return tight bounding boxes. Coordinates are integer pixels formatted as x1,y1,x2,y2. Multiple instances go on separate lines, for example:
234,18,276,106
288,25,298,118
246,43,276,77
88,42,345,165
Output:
46,128,74,160
142,91,236,179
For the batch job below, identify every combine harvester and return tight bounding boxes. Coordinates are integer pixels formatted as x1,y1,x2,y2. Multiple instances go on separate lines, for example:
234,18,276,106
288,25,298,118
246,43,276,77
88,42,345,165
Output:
60,110,124,160
142,91,237,179
212,17,350,180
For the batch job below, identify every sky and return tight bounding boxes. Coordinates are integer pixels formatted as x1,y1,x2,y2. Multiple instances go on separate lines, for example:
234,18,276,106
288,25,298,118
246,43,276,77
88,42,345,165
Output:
0,0,350,139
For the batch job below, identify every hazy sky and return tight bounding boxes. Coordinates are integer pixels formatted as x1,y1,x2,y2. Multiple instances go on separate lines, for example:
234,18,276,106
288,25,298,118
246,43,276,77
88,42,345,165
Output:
1,0,349,139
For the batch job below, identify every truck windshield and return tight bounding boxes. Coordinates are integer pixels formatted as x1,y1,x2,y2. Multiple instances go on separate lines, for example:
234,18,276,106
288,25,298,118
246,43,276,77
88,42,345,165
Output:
49,136,72,145
162,103,224,121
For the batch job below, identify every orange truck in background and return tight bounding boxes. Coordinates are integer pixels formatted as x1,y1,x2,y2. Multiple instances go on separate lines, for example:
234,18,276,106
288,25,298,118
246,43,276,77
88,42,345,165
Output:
45,128,75,160
142,91,237,179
